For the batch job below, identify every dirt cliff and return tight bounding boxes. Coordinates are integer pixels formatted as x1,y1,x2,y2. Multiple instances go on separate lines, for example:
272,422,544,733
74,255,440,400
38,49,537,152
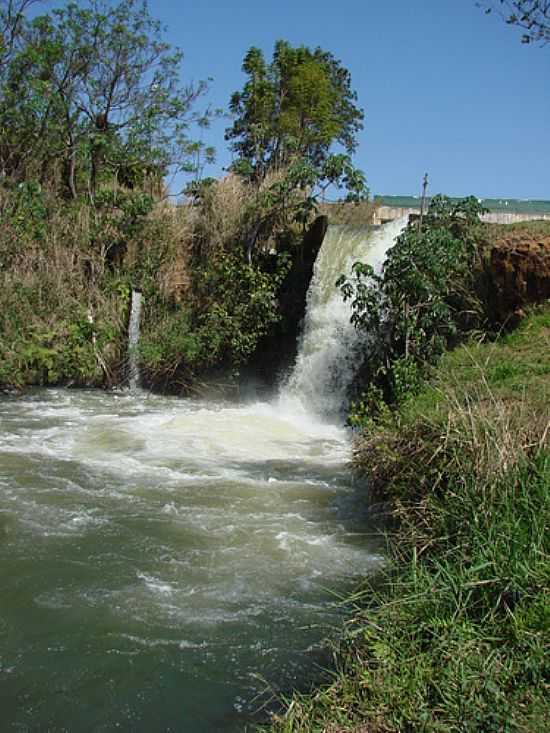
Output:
480,223,550,327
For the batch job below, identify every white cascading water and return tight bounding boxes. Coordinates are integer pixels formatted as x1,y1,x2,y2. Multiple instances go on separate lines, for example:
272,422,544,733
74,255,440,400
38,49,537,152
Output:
127,288,142,390
280,217,407,417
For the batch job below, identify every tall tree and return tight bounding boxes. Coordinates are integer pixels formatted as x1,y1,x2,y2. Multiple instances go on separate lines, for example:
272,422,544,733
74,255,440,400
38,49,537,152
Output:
225,40,364,181
0,0,211,197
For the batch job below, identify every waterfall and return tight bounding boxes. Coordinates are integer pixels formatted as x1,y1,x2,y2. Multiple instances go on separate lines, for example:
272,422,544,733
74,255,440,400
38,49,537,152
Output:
127,289,142,390
279,217,407,417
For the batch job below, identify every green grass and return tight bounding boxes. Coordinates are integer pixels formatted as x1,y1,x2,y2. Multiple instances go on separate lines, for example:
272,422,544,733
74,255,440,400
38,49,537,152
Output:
264,306,550,733
399,308,550,422
482,219,550,243
497,219,550,235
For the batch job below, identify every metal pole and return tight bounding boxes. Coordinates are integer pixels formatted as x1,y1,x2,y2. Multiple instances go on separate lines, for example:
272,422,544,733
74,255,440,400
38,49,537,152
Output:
418,172,428,234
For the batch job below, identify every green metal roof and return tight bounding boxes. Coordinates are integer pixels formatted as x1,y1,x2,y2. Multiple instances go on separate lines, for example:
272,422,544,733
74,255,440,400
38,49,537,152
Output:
375,195,550,214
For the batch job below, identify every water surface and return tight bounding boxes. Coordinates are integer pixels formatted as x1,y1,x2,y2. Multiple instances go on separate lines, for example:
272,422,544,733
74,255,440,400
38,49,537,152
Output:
0,389,380,731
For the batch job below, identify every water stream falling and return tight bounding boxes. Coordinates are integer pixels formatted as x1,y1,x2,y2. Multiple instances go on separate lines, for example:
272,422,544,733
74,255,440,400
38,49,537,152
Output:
281,217,407,416
0,219,404,731
127,289,142,390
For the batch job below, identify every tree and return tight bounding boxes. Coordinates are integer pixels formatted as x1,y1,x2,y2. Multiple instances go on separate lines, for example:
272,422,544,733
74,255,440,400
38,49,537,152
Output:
0,0,211,197
223,39,367,260
479,1,550,44
0,0,40,67
225,40,364,181
338,196,486,411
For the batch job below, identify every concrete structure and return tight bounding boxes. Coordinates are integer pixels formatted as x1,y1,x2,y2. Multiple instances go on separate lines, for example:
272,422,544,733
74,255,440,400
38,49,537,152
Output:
373,205,550,227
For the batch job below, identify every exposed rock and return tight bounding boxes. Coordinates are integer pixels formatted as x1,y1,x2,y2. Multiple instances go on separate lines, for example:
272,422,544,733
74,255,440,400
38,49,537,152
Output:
245,215,328,385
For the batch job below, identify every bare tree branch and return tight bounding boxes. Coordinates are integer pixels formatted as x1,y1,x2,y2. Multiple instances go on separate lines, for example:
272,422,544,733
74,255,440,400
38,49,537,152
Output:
478,1,550,44
0,0,41,64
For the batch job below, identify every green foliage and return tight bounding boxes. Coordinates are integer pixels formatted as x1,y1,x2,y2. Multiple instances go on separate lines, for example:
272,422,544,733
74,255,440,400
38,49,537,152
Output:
226,41,363,173
221,41,368,262
346,384,392,430
0,307,118,388
253,159,321,234
0,21,327,395
197,251,291,368
138,307,203,389
0,0,210,196
92,189,155,258
137,250,292,388
0,185,130,390
4,180,48,239
225,40,366,203
0,168,299,393
340,195,487,412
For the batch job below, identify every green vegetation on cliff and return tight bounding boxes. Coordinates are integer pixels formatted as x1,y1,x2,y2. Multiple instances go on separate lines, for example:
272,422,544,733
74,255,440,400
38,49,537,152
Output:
266,305,550,732
339,201,550,428
0,177,297,391
0,1,367,393
339,195,487,419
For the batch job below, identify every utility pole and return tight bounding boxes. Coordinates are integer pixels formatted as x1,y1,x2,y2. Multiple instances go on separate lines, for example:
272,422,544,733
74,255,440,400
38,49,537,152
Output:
418,172,428,234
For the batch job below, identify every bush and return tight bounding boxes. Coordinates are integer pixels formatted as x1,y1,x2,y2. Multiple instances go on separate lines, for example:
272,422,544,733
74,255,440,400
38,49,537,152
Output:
339,195,487,418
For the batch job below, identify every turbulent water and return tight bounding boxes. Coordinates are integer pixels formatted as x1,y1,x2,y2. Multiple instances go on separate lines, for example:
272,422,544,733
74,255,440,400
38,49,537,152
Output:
0,390,381,731
0,220,403,731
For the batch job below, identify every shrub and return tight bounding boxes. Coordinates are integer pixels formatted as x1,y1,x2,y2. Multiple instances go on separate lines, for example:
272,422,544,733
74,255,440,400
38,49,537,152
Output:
339,195,487,416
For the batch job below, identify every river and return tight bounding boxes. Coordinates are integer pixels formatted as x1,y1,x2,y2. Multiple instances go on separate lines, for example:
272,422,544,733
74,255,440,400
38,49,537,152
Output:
0,219,404,730
0,388,382,731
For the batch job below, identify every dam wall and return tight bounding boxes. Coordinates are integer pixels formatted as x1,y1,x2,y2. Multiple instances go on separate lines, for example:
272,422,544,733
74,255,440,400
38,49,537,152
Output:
373,205,550,227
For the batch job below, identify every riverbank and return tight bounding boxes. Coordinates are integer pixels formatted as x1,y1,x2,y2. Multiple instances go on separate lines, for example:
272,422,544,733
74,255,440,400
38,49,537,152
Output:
265,305,549,732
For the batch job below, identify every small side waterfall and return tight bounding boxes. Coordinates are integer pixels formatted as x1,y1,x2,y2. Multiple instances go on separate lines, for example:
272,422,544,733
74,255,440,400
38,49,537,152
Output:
280,217,407,417
127,289,142,390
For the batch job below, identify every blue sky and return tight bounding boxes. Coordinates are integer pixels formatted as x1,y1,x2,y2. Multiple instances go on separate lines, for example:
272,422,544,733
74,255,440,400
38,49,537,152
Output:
41,1,550,199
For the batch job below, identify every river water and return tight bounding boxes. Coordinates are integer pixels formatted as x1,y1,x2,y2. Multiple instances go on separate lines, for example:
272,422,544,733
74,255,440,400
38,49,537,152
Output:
0,388,381,731
0,220,404,730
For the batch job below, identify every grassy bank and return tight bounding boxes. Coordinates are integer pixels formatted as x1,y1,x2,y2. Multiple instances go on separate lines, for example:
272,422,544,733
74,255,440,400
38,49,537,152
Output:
266,306,549,732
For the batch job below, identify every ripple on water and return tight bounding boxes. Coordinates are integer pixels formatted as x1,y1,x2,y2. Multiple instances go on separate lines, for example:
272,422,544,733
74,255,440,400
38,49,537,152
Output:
0,388,382,732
